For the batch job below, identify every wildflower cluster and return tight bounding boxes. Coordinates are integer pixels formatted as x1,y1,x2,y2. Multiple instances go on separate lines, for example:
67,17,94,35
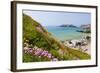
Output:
24,46,58,61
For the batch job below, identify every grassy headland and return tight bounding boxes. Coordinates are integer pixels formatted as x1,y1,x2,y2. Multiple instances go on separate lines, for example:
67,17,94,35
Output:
23,14,90,62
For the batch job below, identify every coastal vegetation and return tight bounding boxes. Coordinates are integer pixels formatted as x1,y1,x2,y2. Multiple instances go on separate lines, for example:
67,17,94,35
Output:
23,14,90,62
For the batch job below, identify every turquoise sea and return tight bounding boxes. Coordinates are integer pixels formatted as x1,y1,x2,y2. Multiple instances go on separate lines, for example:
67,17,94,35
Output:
44,26,89,41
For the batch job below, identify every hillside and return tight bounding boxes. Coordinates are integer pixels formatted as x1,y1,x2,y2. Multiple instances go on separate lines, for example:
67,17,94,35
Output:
23,14,90,62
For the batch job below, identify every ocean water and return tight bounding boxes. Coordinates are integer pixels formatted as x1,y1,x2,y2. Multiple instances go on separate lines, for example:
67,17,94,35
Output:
44,26,89,41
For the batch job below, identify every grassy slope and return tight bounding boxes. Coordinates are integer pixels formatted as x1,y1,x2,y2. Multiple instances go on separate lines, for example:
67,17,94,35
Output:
23,14,90,62
67,47,90,59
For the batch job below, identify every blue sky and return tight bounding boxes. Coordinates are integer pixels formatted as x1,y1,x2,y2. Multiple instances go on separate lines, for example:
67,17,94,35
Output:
23,10,91,27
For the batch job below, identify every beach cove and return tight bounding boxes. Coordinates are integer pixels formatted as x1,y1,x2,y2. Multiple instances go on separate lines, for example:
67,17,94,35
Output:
45,26,91,55
45,26,90,41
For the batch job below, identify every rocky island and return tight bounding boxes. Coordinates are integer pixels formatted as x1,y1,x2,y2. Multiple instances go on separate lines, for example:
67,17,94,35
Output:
59,24,77,28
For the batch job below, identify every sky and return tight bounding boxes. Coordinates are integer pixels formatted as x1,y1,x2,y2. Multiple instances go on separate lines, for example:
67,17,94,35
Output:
23,10,91,27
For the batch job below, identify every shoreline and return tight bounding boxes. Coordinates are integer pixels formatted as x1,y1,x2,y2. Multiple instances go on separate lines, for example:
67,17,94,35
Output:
61,36,91,55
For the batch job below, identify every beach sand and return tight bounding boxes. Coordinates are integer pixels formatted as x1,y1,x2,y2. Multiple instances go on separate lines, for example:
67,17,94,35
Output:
63,39,91,55
81,42,91,55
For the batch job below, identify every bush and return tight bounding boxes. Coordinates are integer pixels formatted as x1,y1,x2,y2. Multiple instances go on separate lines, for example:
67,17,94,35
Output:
50,49,62,60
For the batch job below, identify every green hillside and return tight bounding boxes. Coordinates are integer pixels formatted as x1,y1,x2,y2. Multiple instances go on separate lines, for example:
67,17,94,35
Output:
23,14,90,62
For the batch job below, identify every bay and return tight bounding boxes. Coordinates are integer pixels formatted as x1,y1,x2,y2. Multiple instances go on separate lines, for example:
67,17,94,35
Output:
44,26,89,41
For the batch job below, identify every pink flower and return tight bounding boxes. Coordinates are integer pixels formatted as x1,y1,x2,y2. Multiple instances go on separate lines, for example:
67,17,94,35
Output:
24,46,58,61
29,50,33,53
52,58,58,61
41,52,45,56
34,51,40,55
43,52,48,57
47,53,52,58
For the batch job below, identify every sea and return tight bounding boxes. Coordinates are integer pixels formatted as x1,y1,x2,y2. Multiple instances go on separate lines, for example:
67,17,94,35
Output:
44,26,90,41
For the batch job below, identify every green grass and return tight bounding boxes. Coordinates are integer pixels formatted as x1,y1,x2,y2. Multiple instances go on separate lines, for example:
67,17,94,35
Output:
67,47,91,59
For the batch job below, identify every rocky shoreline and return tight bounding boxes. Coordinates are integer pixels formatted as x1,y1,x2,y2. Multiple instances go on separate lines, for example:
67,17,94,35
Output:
61,36,91,55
